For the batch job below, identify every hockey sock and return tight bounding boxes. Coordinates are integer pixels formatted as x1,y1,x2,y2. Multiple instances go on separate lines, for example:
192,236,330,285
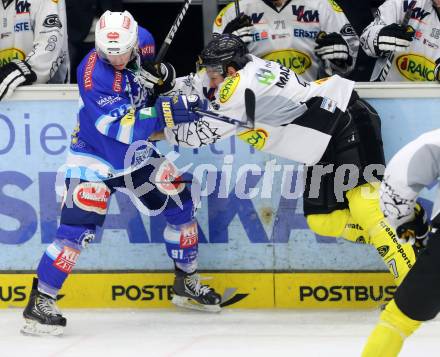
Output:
361,299,421,357
37,224,95,297
346,184,416,285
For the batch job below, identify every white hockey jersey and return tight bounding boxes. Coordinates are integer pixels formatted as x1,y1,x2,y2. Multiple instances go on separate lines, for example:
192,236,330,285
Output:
213,0,359,81
361,0,440,81
380,129,440,229
166,54,355,166
0,0,69,83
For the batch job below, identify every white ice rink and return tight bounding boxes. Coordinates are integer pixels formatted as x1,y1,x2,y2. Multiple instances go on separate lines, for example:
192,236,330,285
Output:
1,309,439,357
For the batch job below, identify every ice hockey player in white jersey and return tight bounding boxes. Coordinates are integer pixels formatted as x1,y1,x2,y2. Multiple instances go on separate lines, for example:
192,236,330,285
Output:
361,0,440,81
213,0,359,81
362,129,440,356
0,0,70,100
166,34,417,288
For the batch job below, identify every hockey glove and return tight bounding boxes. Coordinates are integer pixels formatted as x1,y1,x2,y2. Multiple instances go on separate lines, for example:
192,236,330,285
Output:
0,59,37,100
435,58,440,82
315,32,352,66
155,94,208,130
396,203,430,248
223,14,254,44
138,61,176,94
375,23,415,55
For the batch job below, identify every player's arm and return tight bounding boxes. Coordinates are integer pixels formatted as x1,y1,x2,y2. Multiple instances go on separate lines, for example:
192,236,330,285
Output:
360,0,414,58
27,0,68,83
212,2,253,44
315,2,359,75
380,129,440,244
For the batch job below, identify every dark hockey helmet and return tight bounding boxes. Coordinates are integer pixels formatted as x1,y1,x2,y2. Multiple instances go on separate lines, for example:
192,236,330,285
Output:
197,33,249,76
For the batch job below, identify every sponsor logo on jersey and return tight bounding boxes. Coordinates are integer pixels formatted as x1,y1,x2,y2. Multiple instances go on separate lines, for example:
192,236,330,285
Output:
180,222,198,248
140,45,154,56
272,33,290,40
161,101,175,128
0,48,25,66
396,54,436,81
43,14,62,29
328,0,342,12
96,95,123,107
291,5,319,23
431,28,440,39
340,23,356,36
14,21,30,32
423,38,439,49
293,28,319,38
250,12,264,24
121,107,135,127
72,182,111,215
403,0,430,23
238,128,269,150
377,245,390,257
252,30,269,42
83,52,97,90
139,106,157,119
0,32,11,39
2,0,14,10
219,73,240,103
15,0,30,14
214,2,234,28
155,161,185,195
113,70,123,93
263,49,312,75
53,246,80,274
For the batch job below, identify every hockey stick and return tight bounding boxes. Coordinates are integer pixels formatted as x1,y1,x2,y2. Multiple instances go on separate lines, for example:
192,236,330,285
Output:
193,88,256,129
377,1,415,82
155,0,193,64
234,0,241,17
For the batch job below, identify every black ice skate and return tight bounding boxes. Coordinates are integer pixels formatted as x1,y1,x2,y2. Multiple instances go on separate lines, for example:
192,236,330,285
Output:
21,278,66,336
172,269,222,312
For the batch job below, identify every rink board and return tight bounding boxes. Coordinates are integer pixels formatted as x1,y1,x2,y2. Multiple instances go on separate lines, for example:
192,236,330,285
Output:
0,272,394,309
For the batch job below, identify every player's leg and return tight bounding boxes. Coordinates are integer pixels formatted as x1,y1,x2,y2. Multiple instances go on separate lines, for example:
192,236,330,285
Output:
362,229,440,356
128,158,221,312
346,184,416,285
21,179,111,335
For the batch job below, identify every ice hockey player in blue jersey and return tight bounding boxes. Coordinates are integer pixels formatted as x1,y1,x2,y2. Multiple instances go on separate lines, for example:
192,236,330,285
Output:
21,10,221,336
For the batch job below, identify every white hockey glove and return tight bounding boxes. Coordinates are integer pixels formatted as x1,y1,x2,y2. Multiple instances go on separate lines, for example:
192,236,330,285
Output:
223,14,254,44
138,61,176,94
374,23,415,55
435,58,440,82
314,32,352,65
0,59,37,100
396,203,430,249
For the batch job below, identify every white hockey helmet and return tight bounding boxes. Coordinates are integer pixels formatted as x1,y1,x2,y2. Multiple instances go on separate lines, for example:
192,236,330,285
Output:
95,10,138,63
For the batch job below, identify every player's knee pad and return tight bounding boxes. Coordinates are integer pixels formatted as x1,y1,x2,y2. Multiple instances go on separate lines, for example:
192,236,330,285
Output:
306,210,349,237
37,224,96,294
164,220,198,265
394,232,440,321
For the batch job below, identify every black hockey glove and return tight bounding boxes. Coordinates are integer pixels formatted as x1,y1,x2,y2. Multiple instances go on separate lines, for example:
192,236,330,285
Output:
435,58,440,82
396,203,430,249
315,32,352,66
375,23,415,55
0,59,37,100
223,14,254,44
138,61,176,95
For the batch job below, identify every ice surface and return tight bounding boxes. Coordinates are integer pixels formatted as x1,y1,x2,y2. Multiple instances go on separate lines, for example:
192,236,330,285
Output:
0,309,438,357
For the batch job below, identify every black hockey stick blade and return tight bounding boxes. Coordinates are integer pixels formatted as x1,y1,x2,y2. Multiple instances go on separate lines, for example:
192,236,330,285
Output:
244,88,256,129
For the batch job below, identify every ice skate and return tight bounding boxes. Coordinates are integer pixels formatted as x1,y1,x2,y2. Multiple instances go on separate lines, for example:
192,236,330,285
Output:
172,269,222,313
21,278,66,336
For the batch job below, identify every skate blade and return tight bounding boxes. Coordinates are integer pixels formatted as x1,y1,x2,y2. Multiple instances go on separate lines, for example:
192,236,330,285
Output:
172,295,221,313
21,319,64,336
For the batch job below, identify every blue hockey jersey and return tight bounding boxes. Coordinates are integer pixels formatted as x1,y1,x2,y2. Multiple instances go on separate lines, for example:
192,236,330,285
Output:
65,26,163,181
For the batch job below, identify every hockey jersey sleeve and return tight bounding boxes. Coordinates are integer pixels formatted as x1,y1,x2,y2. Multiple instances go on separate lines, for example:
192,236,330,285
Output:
380,129,440,227
27,0,68,83
318,0,359,75
78,54,163,145
360,0,403,58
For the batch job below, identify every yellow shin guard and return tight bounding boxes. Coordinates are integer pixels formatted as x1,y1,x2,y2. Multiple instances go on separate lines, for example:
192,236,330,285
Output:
362,300,421,357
